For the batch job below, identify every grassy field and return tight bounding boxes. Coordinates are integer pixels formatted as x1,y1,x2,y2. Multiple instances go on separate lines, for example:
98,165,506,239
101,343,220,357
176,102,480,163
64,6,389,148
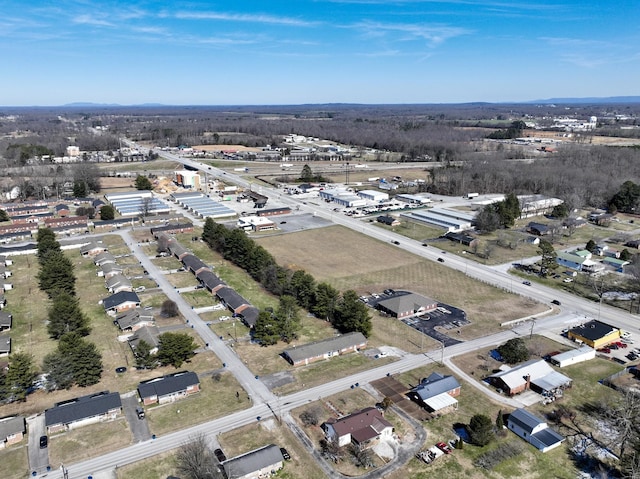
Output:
0,445,28,479
116,451,179,479
373,218,445,242
257,225,547,339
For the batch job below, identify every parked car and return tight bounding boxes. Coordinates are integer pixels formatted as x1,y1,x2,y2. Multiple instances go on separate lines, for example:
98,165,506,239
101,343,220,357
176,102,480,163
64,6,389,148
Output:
280,447,291,460
391,240,400,245
136,407,145,419
551,299,561,305
437,258,445,263
39,435,48,449
563,278,573,283
214,448,227,462
115,366,127,374
436,442,452,454
597,347,611,353
522,281,532,286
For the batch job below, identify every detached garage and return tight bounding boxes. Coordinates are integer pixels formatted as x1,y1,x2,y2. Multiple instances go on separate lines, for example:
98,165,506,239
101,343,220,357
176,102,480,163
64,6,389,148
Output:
550,346,596,368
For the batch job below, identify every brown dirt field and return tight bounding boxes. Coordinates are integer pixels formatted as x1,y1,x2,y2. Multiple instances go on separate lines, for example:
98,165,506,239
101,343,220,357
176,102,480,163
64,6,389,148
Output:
256,226,547,331
99,176,135,190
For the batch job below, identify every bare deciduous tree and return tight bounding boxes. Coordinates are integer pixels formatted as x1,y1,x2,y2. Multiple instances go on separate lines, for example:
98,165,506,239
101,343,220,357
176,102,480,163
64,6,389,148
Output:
175,433,223,479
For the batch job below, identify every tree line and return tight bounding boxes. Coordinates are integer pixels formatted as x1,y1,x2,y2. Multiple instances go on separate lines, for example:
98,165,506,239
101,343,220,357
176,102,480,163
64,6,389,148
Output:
202,218,372,343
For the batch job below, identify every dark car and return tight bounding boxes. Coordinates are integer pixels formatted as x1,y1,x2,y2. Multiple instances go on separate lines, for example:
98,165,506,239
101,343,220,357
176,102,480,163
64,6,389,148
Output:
115,366,127,373
280,447,291,460
214,448,227,462
437,258,445,263
39,435,48,449
391,240,400,245
523,281,532,286
136,407,145,419
551,299,561,305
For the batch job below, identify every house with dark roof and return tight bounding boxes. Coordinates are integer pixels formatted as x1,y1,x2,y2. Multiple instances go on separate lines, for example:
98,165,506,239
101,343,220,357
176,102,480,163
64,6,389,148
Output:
216,287,250,314
105,274,133,294
0,255,13,266
102,291,141,315
195,270,226,293
44,391,122,433
567,320,620,349
137,371,200,405
240,306,260,329
221,444,284,479
55,204,70,217
256,207,291,217
114,308,154,332
408,372,461,414
444,231,478,248
0,311,12,331
322,407,394,449
526,222,550,236
377,215,400,226
80,241,107,257
0,416,26,448
150,222,194,236
507,408,564,452
282,332,367,366
376,293,438,320
168,241,190,260
0,294,6,310
0,335,11,356
181,254,209,275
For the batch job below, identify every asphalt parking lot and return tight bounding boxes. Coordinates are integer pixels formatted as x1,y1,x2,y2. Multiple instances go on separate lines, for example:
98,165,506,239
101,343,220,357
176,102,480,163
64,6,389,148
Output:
363,291,469,347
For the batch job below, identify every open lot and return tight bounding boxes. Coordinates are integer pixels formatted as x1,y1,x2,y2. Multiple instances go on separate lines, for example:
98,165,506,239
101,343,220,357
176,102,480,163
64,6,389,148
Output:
257,225,547,340
0,445,28,479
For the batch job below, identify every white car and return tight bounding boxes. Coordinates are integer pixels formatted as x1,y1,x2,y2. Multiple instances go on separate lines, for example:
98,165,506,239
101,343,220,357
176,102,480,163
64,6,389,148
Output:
563,278,573,283
621,331,632,339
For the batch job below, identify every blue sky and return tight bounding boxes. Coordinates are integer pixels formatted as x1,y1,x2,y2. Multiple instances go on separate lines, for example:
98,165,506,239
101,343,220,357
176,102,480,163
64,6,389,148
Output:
2,1,638,105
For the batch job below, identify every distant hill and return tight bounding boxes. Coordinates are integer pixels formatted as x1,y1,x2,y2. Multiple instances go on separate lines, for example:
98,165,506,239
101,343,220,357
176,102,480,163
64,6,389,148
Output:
63,102,166,107
531,96,640,104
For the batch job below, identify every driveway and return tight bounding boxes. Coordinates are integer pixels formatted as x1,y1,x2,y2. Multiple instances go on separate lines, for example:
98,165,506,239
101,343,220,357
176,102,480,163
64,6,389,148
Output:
26,414,49,475
121,393,151,442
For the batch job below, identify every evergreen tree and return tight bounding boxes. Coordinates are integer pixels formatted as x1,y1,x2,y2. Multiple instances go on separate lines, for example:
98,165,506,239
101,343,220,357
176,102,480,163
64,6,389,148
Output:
252,311,281,346
47,291,90,339
4,353,38,401
537,239,558,277
59,333,103,387
100,205,115,220
42,351,75,390
73,181,87,198
311,282,340,321
36,228,60,263
468,414,495,446
135,175,153,190
497,338,530,364
334,290,372,337
133,340,158,369
300,164,314,182
156,332,197,368
288,270,316,310
276,295,301,343
37,249,76,298
496,409,504,429
586,239,597,253
0,209,9,222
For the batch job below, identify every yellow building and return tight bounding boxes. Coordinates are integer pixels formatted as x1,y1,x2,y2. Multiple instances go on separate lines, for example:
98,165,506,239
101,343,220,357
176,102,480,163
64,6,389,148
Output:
567,320,620,349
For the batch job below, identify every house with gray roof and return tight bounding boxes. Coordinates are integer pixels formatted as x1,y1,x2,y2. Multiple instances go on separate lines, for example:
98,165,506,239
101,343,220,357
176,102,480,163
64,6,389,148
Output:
44,391,122,433
240,306,260,329
114,308,154,332
408,372,461,414
0,335,11,356
105,274,133,294
0,311,11,331
128,325,161,354
0,416,25,448
221,444,284,479
94,251,117,267
376,293,438,319
0,263,11,279
80,241,107,257
99,262,124,279
488,359,572,396
137,371,200,405
216,287,250,314
507,408,564,452
0,294,6,310
282,332,367,366
168,240,189,260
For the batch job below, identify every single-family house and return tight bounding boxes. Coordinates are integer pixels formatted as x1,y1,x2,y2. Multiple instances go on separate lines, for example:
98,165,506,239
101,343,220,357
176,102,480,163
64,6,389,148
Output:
128,325,161,354
99,262,124,279
488,359,572,396
149,222,194,236
282,332,367,366
55,204,70,217
221,444,284,479
0,416,26,448
322,407,394,449
0,311,12,331
44,391,122,434
0,256,13,267
93,251,117,267
114,308,155,332
0,335,11,356
507,408,564,452
376,293,438,320
102,291,141,314
556,251,589,271
444,231,478,248
105,274,133,294
603,257,630,272
377,215,400,226
0,294,6,310
549,346,596,368
137,371,200,405
408,372,461,414
526,222,550,236
567,320,620,349
0,264,11,279
168,241,190,260
80,242,107,257
625,239,640,250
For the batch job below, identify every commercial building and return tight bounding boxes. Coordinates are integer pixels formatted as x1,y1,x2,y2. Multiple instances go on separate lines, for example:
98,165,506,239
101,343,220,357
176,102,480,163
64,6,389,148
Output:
567,320,620,349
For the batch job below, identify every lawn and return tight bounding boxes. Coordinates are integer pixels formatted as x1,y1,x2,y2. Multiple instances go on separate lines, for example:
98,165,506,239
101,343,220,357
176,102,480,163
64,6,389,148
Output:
116,450,179,479
219,421,326,479
0,445,28,479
